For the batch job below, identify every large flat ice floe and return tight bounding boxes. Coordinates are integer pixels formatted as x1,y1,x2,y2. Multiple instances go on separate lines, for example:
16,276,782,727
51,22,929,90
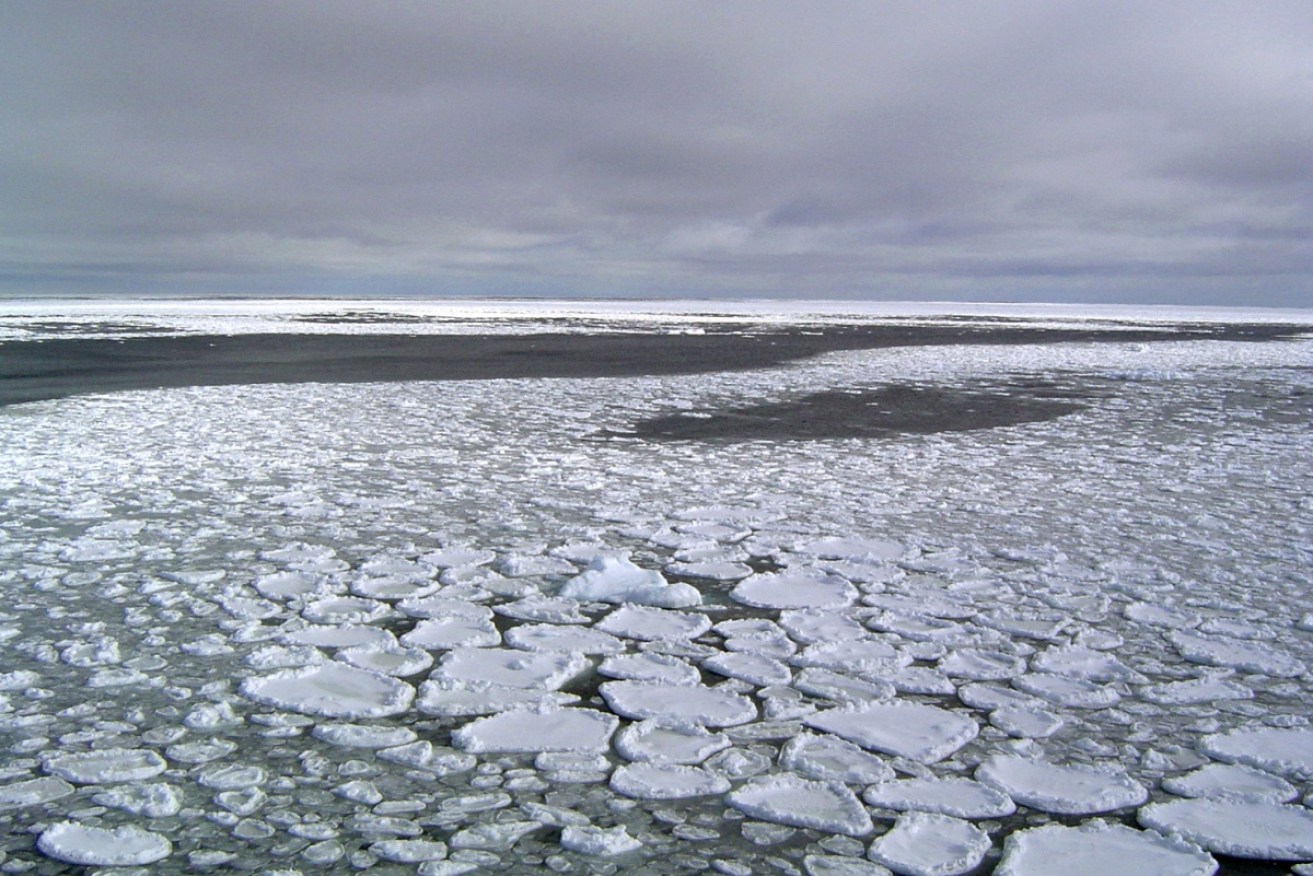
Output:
2,302,1311,873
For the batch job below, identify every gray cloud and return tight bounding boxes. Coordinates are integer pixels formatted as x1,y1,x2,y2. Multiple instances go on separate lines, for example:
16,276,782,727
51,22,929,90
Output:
2,1,1311,304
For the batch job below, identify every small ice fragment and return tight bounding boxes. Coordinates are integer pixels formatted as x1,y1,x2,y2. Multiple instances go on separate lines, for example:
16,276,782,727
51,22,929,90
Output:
92,782,183,817
975,754,1147,815
804,702,978,764
377,741,476,774
416,679,579,716
453,707,619,754
1163,763,1297,803
804,854,894,876
41,748,167,783
37,821,172,866
728,774,873,837
240,663,414,718
1138,799,1313,860
730,571,857,610
866,812,990,876
610,762,731,799
995,821,1216,876
560,825,643,856
449,820,542,851
793,668,896,705
863,778,1015,819
599,681,757,727
595,604,711,640
282,624,397,649
370,839,449,862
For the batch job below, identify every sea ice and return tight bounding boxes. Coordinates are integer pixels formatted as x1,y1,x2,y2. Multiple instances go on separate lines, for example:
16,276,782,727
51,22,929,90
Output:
1162,763,1298,803
795,639,910,675
779,609,868,644
989,703,1065,738
1137,675,1254,705
594,604,711,640
597,651,702,685
863,777,1016,819
703,651,792,686
779,731,896,784
730,571,858,610
41,748,167,784
1199,726,1313,780
504,622,626,654
431,647,589,690
866,812,991,876
0,776,74,809
804,702,978,763
494,595,590,625
240,663,414,718
609,762,731,798
615,719,731,764
558,555,701,607
803,536,906,563
728,774,874,837
337,643,434,677
994,821,1217,876
37,821,172,866
1012,672,1121,708
560,824,644,856
452,707,619,754
311,723,418,748
416,679,578,716
281,624,397,649
793,667,896,705
975,755,1148,814
1168,630,1304,677
1139,799,1313,860
600,680,757,727
401,616,500,650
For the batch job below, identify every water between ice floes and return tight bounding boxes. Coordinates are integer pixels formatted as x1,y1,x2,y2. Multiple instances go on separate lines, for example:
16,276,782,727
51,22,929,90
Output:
0,333,1310,874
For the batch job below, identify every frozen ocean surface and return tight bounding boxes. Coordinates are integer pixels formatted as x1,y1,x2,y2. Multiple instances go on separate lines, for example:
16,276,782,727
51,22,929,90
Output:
0,300,1311,874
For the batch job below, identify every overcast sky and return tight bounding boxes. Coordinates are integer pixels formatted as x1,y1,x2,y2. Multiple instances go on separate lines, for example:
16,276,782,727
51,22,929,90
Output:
3,2,1311,305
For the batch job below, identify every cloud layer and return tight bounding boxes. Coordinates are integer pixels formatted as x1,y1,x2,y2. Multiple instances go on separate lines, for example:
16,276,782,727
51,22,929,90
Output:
3,2,1311,303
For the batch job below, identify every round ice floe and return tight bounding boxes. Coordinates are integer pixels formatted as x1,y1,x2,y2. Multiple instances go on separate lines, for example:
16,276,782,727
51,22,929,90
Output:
241,663,414,718
881,666,956,696
560,825,643,856
397,595,492,620
730,571,857,610
504,623,625,654
703,651,791,686
494,595,590,624
282,624,397,649
804,702,978,764
1168,630,1304,677
867,812,991,876
615,720,731,764
376,740,476,774
975,755,1147,814
400,615,500,650
599,681,757,727
1031,645,1141,681
41,748,167,784
432,647,589,690
165,738,237,764
350,576,439,601
93,783,183,817
302,595,391,624
452,707,618,754
0,776,74,809
37,821,172,866
794,667,896,705
1124,601,1200,629
312,723,418,749
1137,675,1254,705
779,731,895,784
337,643,434,677
558,555,701,607
665,560,754,581
1139,799,1313,860
594,604,711,641
1163,763,1297,803
728,774,873,837
416,679,578,716
862,592,976,621
368,839,450,863
610,763,731,799
803,854,894,876
796,639,910,675
803,536,906,563
597,651,701,685
1012,673,1121,708
989,703,1065,738
779,609,868,644
977,610,1069,641
863,778,1016,819
421,547,496,569
1199,726,1313,780
995,821,1216,876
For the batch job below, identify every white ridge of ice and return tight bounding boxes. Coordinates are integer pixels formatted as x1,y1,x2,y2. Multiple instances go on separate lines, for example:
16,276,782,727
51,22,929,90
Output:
730,571,858,610
1168,631,1304,677
240,663,414,718
866,812,991,876
1162,763,1298,803
41,748,167,784
599,681,758,727
452,707,619,754
609,762,731,799
863,777,1016,819
804,702,978,763
994,821,1217,876
1139,799,1313,860
594,604,711,640
37,821,172,866
779,731,896,784
614,720,731,764
728,773,874,837
558,555,701,607
975,754,1148,815
1199,726,1313,780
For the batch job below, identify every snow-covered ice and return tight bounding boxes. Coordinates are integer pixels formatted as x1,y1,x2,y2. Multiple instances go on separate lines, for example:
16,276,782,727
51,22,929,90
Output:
866,812,991,876
240,663,414,718
728,774,874,837
452,707,619,754
975,755,1148,814
804,702,978,763
37,822,172,866
1139,798,1313,860
995,822,1217,876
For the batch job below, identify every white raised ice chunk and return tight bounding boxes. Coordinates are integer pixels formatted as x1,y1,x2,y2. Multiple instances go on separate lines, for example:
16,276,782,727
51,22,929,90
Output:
780,731,895,784
1168,631,1303,677
728,774,873,837
867,812,991,876
432,647,588,690
615,720,731,764
1199,726,1313,780
452,707,618,754
995,821,1217,876
598,651,701,685
594,604,711,640
37,822,172,866
92,782,183,817
1139,799,1313,860
560,825,643,856
610,762,731,799
703,651,791,686
241,663,414,718
1162,763,1297,803
558,555,701,607
803,536,906,563
804,703,978,764
599,681,757,727
975,755,1147,814
730,571,857,610
0,776,75,809
416,678,578,716
863,778,1016,819
401,616,499,650
505,623,625,654
41,748,167,784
